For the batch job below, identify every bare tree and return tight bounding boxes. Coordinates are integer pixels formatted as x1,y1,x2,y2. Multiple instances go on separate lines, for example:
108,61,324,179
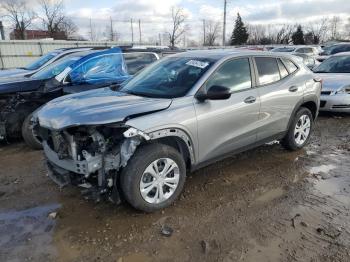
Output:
204,20,221,46
247,24,267,44
60,17,77,39
1,0,36,39
345,18,350,39
168,6,186,48
306,17,329,44
275,24,295,44
329,16,341,40
37,0,77,39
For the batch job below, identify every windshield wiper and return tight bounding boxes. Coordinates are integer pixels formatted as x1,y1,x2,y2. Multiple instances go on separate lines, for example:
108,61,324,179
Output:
313,70,330,73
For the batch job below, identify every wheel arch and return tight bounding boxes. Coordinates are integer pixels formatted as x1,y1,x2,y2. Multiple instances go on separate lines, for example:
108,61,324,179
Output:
286,97,318,132
143,128,195,169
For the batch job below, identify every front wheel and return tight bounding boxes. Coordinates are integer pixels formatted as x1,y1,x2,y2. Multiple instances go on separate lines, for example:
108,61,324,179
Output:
120,143,186,212
281,107,313,151
22,113,42,150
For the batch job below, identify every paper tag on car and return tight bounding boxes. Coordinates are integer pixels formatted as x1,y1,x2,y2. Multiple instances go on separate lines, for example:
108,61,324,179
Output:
186,60,209,69
55,67,72,82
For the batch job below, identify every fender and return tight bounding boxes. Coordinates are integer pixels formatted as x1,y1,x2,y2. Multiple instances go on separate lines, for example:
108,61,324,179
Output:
286,95,319,131
147,128,195,165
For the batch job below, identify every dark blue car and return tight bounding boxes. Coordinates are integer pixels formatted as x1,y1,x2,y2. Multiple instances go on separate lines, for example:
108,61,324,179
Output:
0,47,134,148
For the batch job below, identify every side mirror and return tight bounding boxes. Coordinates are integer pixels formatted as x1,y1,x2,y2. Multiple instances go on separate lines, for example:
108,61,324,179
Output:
196,85,231,101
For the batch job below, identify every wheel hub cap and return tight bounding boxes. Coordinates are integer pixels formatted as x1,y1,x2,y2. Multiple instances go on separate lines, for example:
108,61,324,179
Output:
140,158,180,204
294,114,311,146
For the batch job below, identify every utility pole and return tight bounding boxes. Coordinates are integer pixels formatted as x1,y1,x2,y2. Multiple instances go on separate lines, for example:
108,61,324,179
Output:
130,18,134,44
89,18,94,41
223,0,227,46
203,19,206,46
138,19,142,44
109,17,114,41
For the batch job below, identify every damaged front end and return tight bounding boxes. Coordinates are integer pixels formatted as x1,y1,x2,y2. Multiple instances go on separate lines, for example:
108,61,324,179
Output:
0,93,27,140
39,124,149,203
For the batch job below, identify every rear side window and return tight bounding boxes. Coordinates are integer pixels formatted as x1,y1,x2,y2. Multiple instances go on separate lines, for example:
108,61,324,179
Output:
277,59,289,78
255,57,281,85
282,58,298,73
123,52,158,75
205,58,252,92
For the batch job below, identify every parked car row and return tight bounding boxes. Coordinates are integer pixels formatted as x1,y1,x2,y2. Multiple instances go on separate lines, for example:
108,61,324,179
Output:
0,47,160,148
1,43,349,212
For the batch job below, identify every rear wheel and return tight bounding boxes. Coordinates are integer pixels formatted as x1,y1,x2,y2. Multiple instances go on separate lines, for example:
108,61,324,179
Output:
22,113,42,150
281,107,313,151
120,143,186,212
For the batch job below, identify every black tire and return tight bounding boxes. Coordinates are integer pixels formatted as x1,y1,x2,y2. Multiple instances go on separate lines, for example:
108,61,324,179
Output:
120,143,186,212
281,107,313,151
22,113,42,150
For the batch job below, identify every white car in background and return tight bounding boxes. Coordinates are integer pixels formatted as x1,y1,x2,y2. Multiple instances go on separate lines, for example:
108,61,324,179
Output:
271,46,320,58
313,52,350,112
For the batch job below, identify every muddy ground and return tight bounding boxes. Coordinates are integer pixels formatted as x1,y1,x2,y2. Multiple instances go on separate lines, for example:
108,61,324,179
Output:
0,113,349,262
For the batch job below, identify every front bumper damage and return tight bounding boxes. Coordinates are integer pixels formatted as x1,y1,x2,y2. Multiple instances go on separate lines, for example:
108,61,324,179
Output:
40,125,150,203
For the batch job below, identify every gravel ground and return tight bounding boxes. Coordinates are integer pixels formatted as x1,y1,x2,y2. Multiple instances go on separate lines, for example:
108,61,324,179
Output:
0,113,349,262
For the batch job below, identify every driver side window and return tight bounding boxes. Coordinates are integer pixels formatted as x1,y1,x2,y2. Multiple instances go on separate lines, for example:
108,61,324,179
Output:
205,58,252,92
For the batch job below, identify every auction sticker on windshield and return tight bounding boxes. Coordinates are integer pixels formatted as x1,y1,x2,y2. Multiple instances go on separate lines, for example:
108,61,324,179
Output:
186,60,209,69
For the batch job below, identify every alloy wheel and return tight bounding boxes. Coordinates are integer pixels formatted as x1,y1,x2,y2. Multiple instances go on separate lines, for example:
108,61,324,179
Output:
139,158,180,204
294,114,311,146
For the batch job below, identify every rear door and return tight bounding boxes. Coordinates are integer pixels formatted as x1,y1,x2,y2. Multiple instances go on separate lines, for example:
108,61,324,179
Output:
194,57,260,163
253,56,304,141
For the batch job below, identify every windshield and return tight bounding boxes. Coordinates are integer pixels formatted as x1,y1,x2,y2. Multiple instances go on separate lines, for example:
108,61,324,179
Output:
120,57,215,98
320,46,333,55
271,47,296,52
24,51,60,70
313,56,350,73
31,55,81,80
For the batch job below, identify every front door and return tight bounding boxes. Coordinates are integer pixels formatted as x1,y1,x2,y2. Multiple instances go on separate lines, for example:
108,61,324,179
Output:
194,57,260,164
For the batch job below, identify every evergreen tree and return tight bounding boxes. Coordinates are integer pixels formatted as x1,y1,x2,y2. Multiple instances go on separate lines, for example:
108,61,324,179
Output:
292,25,305,45
230,13,249,45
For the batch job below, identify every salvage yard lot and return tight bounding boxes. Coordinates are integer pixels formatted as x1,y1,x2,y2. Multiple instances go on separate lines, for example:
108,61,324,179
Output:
0,114,349,262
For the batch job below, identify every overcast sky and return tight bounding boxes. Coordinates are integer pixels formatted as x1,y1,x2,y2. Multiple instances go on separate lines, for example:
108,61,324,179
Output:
63,0,350,43
2,0,350,43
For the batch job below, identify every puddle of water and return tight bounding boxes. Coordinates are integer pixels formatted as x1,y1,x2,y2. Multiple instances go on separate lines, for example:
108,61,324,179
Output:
313,176,350,206
309,164,336,174
0,203,60,261
256,188,285,203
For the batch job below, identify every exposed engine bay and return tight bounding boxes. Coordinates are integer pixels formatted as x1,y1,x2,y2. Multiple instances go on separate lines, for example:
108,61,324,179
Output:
38,124,151,203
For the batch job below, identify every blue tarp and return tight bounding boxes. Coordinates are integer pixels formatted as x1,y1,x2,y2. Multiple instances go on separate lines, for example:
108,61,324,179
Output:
69,47,130,84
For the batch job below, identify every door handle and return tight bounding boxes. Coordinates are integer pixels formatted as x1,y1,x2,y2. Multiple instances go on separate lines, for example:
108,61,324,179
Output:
244,96,256,104
289,86,298,92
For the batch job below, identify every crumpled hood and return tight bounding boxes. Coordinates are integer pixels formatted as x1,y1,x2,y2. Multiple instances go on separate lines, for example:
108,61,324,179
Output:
37,88,172,130
315,73,350,91
0,77,44,94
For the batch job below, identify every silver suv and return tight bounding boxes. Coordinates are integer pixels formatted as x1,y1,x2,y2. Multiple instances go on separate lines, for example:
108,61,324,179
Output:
35,50,321,212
